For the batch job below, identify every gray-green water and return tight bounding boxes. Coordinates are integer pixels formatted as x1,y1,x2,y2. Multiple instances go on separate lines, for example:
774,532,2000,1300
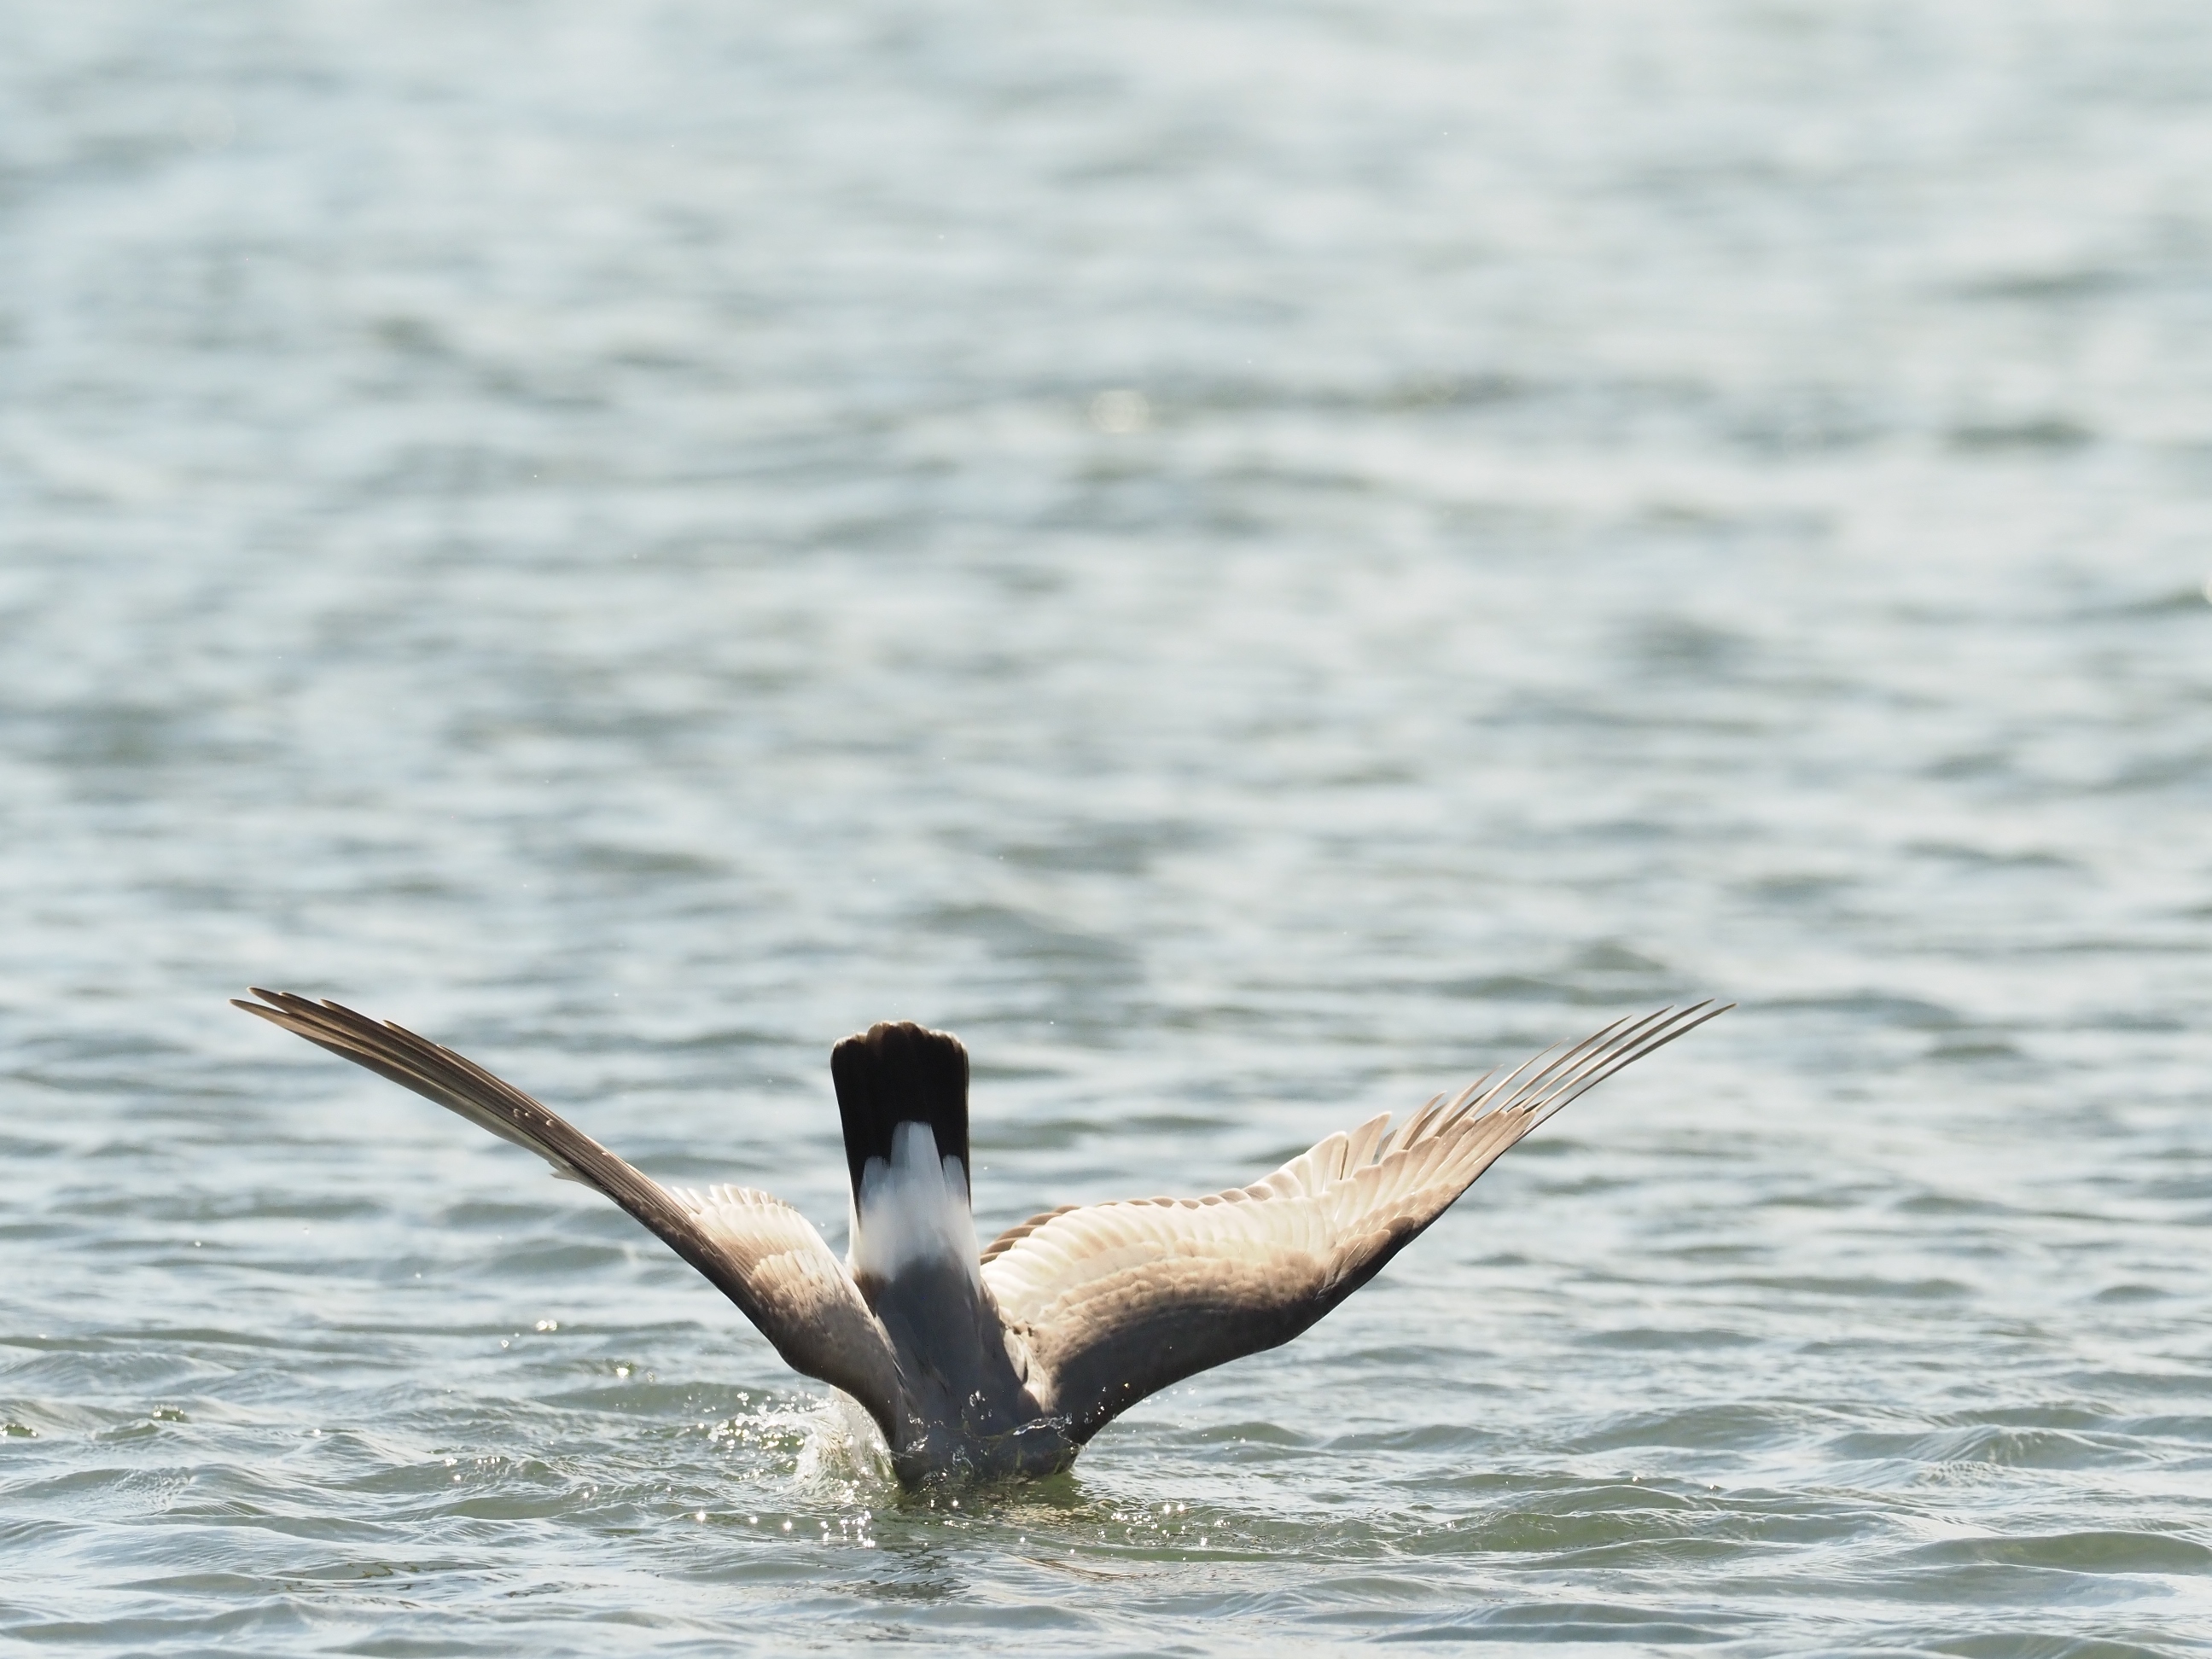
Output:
4,1,2211,1652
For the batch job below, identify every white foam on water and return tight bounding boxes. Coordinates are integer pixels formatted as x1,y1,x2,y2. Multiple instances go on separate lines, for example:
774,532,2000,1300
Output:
793,1394,895,1496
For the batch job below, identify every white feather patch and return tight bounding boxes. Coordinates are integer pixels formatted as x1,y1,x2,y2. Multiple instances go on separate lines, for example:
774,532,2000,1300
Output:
848,1121,980,1286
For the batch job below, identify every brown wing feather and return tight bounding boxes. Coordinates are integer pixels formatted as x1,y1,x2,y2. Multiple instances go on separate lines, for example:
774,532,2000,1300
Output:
232,989,909,1445
982,1004,1727,1442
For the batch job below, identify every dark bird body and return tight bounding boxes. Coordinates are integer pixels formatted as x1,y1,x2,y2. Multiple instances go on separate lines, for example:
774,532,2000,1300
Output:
235,990,1725,1485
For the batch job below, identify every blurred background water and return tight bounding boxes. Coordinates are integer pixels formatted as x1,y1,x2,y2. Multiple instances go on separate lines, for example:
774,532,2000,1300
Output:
3,1,2211,1652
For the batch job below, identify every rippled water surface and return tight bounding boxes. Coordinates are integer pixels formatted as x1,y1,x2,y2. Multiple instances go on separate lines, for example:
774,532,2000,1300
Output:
5,2,2212,1652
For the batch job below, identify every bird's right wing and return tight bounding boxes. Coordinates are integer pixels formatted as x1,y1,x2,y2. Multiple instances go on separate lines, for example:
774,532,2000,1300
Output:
981,1004,1726,1443
233,989,909,1445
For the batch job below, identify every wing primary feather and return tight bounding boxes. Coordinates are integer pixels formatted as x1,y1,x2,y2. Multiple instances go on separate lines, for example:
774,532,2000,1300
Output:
1444,1013,1637,1127
1470,1002,1709,1130
1397,1086,1468,1152
1523,1001,1730,1125
1493,1005,1679,1121
1514,1004,1675,1096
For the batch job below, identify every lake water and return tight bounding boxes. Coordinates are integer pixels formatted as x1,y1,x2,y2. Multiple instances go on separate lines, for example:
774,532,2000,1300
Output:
3,2,2210,1652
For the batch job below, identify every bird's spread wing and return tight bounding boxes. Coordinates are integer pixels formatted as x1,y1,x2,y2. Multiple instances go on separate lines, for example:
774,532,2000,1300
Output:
233,989,908,1443
981,1003,1726,1442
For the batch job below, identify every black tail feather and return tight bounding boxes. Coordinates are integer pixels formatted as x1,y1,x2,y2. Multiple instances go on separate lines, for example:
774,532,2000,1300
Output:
830,1022,969,1198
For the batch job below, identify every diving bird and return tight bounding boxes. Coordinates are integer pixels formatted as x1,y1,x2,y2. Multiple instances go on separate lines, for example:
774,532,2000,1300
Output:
234,989,1726,1485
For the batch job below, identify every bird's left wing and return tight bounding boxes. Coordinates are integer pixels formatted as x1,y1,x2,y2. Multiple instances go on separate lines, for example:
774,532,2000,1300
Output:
981,1004,1726,1444
232,989,909,1445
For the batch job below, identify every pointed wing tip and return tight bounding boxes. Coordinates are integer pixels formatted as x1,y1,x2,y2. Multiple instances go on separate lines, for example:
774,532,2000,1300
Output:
240,987,331,1016
236,987,331,1027
239,986,391,1031
234,990,294,1022
1633,998,1732,1035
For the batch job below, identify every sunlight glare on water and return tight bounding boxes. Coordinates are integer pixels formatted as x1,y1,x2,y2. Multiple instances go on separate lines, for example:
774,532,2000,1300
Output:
3,0,2211,1653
